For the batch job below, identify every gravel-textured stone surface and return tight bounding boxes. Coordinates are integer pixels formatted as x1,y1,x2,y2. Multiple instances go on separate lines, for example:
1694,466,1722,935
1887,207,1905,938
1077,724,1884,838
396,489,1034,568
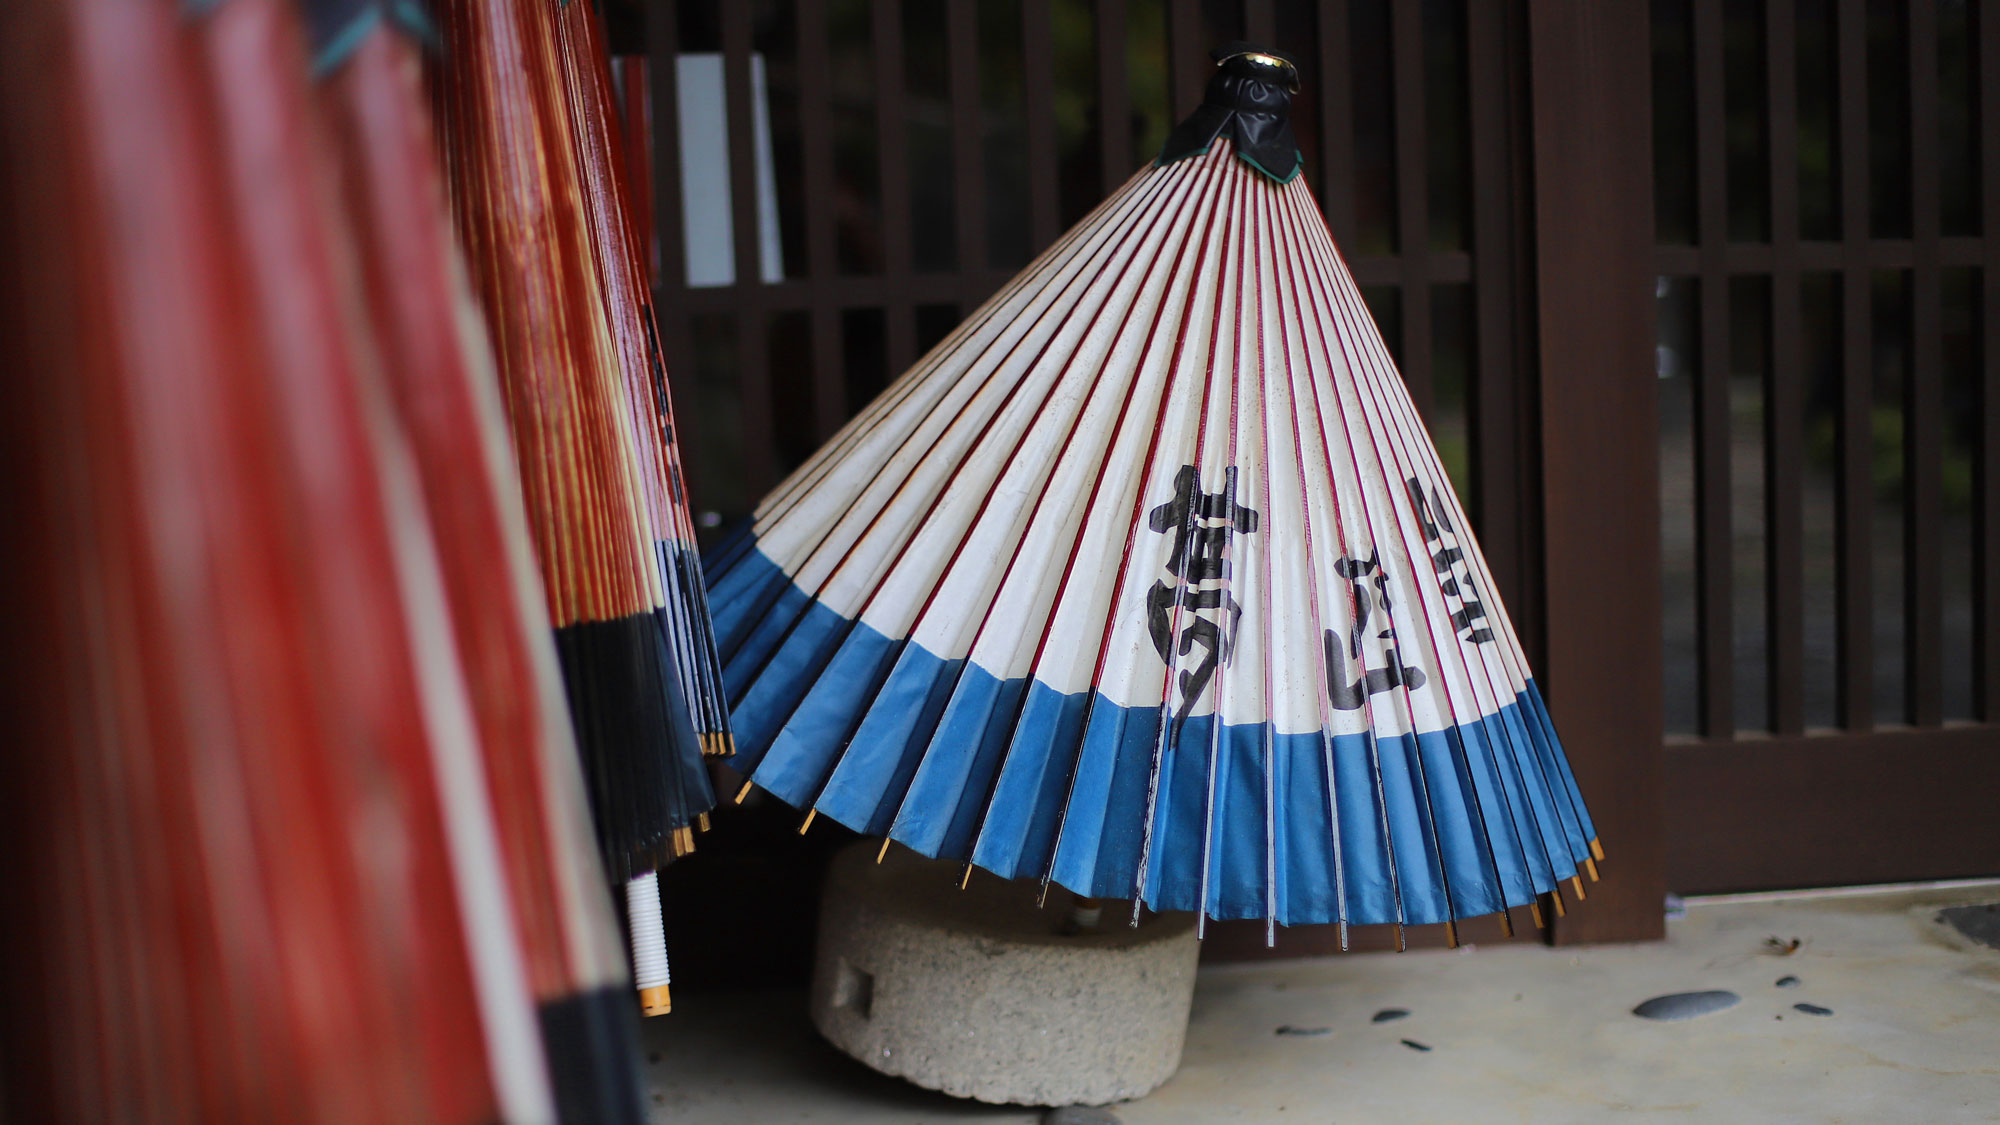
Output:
809,842,1201,1106
645,881,2000,1123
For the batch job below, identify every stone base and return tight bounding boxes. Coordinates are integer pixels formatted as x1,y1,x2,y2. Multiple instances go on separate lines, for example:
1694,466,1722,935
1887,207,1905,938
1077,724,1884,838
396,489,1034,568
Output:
809,842,1200,1106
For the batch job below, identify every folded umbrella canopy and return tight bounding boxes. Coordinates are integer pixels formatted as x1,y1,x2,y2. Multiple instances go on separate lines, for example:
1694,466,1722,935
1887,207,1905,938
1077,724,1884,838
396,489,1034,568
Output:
304,0,646,1115
707,46,1600,945
429,0,722,885
0,0,555,1116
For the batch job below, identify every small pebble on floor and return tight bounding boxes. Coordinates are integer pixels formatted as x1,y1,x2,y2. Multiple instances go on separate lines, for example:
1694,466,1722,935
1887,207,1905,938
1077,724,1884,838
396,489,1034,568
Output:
1631,990,1740,1020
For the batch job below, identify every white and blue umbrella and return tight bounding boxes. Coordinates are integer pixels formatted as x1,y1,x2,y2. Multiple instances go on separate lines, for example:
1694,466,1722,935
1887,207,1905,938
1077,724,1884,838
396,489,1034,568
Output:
706,47,1599,942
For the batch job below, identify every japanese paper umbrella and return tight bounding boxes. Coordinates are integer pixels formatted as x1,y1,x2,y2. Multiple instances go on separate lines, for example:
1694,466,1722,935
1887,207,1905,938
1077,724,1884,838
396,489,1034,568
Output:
0,0,553,1116
550,0,734,764
707,46,1601,943
304,0,648,1115
430,0,720,882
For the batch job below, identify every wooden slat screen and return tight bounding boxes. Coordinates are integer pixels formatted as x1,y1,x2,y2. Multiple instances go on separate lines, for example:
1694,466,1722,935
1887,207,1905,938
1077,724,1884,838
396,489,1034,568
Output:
1653,0,2000,892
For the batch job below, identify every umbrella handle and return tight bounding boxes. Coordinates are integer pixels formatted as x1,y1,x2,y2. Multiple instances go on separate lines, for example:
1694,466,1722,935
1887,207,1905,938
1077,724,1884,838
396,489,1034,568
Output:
626,871,671,1016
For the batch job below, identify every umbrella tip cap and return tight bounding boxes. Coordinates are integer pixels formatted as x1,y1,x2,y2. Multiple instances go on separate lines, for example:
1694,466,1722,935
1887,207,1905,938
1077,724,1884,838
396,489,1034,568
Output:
639,985,672,1017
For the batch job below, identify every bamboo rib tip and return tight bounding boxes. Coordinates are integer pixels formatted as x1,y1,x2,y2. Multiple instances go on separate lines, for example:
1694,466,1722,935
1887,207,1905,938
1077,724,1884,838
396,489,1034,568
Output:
958,863,973,889
1570,875,1586,901
1530,901,1546,930
1500,908,1516,938
1589,837,1605,862
1444,919,1460,949
1550,891,1567,919
876,838,892,864
639,985,672,1017
1393,923,1407,953
723,734,737,757
798,809,816,835
1584,857,1600,883
734,780,753,805
697,812,711,834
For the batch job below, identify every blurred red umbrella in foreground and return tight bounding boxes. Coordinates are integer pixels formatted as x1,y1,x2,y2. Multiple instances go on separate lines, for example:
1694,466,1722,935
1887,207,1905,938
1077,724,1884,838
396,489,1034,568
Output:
307,0,645,1116
0,0,660,1118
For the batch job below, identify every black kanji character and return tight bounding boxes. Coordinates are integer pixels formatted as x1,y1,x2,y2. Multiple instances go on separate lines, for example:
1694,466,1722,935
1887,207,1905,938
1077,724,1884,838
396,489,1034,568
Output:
1148,465,1260,582
1144,465,1261,730
1406,476,1495,646
1323,551,1425,710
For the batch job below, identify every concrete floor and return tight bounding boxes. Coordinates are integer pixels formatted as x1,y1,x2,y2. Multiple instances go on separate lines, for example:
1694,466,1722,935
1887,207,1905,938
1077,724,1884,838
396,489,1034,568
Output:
644,881,2000,1123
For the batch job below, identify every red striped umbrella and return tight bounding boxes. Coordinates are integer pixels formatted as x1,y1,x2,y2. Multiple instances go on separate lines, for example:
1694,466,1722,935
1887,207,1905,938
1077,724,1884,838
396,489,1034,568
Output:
306,0,647,1114
553,0,732,763
0,0,556,1117
430,0,722,891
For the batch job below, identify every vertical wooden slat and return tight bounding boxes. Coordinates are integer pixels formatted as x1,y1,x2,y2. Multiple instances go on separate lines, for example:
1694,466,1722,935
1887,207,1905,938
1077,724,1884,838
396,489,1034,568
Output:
1766,0,1806,735
1466,0,1527,624
948,0,988,286
1905,0,1944,727
1391,0,1434,419
648,2,702,500
722,2,775,495
796,0,846,441
1693,0,1735,738
1244,0,1277,44
1096,0,1133,195
1168,0,1208,120
1315,0,1356,246
1979,0,2000,719
1835,0,1874,730
1021,0,1062,252
1528,0,1664,945
871,0,916,375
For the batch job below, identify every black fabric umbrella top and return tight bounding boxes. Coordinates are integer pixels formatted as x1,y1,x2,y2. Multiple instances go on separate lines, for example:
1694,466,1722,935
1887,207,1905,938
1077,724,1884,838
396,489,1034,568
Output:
1157,41,1304,184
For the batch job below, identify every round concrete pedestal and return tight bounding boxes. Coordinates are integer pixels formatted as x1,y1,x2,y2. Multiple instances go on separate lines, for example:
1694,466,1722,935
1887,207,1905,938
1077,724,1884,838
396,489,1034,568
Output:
809,841,1200,1106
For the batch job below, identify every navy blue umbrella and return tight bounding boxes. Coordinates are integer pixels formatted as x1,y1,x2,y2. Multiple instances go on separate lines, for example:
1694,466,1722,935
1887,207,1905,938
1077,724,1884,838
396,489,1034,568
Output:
706,47,1599,945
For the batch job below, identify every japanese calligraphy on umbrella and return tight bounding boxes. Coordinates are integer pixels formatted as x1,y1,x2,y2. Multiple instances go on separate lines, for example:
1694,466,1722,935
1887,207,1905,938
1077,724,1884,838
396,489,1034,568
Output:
705,45,1600,944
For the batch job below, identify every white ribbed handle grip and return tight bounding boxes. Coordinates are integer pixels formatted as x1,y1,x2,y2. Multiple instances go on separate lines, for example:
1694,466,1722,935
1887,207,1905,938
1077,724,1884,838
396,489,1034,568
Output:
626,871,671,1015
